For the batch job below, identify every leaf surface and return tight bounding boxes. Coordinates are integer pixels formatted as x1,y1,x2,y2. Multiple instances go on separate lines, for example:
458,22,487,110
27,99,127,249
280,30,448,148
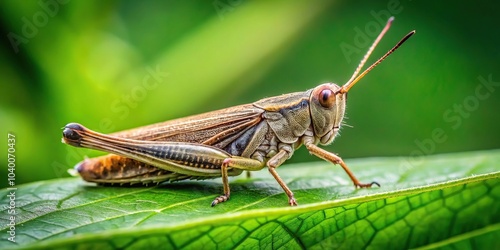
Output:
1,150,499,249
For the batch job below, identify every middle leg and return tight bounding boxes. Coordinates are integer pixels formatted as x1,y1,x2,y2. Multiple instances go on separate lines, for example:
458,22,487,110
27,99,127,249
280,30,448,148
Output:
211,156,265,207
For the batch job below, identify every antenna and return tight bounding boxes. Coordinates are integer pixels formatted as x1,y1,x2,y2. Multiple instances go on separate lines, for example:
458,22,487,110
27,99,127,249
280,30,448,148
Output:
339,17,415,94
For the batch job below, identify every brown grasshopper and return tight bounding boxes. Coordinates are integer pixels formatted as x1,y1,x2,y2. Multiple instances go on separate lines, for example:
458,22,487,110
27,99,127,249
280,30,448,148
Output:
62,17,415,207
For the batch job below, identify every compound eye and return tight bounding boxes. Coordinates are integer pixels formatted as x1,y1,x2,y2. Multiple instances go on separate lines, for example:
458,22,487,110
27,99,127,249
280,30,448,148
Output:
319,89,336,108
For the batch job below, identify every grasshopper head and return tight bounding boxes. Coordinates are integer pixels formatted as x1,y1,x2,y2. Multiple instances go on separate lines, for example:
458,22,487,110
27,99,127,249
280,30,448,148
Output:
308,17,415,146
309,83,346,145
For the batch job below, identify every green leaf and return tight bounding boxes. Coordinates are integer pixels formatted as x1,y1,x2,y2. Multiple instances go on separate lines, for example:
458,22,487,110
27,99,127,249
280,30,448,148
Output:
1,150,499,249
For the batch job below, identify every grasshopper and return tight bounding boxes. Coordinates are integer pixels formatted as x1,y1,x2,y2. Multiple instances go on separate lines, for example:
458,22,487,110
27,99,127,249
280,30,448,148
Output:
62,17,415,206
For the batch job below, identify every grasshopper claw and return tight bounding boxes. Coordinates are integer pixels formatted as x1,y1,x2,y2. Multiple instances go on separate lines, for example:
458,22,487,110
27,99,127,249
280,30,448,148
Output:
211,194,230,207
355,181,380,188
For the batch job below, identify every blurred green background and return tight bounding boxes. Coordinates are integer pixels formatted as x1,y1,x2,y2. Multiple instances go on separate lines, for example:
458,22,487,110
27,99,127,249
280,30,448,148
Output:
1,0,499,188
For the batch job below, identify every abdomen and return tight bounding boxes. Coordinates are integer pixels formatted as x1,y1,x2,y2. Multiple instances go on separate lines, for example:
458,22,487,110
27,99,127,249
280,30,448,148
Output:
75,154,223,185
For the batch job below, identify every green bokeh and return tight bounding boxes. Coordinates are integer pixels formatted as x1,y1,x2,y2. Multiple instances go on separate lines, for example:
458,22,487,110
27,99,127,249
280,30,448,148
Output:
1,0,499,187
